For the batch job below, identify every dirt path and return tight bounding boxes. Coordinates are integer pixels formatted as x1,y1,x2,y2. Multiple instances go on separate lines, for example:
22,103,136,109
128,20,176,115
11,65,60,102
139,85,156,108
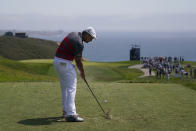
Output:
128,64,155,78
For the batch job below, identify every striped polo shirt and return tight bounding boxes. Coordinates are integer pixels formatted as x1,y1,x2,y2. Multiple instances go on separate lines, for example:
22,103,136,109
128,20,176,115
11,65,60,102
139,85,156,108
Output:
55,32,84,61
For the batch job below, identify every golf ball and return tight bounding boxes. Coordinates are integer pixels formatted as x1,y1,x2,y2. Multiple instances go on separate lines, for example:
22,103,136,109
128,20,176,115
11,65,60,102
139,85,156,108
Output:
104,100,108,103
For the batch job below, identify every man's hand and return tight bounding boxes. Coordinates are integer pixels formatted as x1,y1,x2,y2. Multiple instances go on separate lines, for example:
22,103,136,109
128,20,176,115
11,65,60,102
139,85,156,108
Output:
75,56,85,79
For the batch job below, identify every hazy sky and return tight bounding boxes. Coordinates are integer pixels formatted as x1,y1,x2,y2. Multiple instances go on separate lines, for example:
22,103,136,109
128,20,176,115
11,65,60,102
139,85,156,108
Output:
0,0,196,31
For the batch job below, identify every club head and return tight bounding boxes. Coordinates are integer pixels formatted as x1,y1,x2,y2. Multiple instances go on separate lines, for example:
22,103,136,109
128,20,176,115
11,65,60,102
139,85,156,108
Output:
105,109,112,120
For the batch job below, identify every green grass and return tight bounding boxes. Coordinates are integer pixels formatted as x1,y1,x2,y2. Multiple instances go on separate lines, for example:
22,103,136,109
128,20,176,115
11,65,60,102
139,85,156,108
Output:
19,59,54,64
83,61,142,82
120,76,196,90
0,57,142,82
0,36,57,60
0,57,57,82
0,57,196,130
2,57,196,90
184,61,196,67
0,82,195,131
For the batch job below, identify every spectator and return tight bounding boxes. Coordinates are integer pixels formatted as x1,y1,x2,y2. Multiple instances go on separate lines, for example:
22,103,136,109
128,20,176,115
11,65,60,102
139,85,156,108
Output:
194,68,196,79
190,68,193,78
156,69,159,78
184,71,188,78
149,66,152,76
166,71,170,80
180,67,184,79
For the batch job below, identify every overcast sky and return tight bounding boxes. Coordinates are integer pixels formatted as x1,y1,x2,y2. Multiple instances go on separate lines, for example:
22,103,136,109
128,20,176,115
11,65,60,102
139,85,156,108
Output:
0,0,196,31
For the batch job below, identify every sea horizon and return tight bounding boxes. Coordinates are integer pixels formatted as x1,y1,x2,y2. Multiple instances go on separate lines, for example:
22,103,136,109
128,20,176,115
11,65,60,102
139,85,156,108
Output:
1,30,196,62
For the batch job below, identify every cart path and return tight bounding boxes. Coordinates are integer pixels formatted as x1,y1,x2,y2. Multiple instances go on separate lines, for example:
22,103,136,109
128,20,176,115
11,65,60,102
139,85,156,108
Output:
128,64,155,78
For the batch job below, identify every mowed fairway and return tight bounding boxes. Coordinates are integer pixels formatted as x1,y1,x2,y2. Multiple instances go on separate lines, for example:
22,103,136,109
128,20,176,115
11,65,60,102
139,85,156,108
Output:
0,81,196,131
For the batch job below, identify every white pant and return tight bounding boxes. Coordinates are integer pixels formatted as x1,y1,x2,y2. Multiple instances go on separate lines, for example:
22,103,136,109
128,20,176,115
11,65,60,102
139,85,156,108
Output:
53,57,77,116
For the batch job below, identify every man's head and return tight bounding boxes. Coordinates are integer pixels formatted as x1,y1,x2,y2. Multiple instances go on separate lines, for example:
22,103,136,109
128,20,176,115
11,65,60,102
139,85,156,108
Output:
82,27,96,43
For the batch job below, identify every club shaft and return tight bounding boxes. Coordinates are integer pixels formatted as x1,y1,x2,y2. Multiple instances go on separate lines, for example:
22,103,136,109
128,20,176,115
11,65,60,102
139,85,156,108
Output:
84,78,106,114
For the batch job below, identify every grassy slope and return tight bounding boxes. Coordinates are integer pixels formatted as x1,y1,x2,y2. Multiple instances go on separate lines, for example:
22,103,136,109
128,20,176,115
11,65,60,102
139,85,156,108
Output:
84,61,142,82
0,36,58,60
0,57,142,82
2,57,196,89
0,57,56,82
1,57,196,89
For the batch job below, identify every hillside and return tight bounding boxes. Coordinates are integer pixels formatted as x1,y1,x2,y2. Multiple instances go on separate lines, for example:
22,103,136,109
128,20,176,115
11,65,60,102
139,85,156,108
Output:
0,36,58,60
0,56,57,82
0,56,142,82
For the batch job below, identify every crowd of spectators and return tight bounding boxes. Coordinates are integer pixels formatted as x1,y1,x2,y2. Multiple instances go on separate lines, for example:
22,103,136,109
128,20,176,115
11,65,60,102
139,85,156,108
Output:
141,56,196,80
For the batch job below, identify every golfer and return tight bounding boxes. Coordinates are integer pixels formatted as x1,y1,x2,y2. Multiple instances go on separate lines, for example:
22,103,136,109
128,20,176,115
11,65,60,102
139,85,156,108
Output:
53,27,96,122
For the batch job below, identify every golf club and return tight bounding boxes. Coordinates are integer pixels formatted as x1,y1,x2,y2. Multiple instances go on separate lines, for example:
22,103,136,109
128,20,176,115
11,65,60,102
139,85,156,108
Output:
83,78,112,119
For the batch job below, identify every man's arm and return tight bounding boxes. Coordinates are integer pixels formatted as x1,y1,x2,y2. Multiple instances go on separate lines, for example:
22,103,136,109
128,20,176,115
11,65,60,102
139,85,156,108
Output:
75,56,85,79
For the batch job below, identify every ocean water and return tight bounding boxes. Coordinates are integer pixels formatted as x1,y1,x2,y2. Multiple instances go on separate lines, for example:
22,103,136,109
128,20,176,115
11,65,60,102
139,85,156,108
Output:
29,32,196,62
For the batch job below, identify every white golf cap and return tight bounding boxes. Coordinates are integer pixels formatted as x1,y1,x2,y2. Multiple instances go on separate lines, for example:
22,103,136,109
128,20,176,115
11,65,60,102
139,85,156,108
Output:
83,27,96,39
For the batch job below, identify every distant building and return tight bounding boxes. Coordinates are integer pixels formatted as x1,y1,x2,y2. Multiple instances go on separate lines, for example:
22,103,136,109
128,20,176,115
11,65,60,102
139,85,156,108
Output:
4,32,14,36
130,44,140,60
15,32,28,38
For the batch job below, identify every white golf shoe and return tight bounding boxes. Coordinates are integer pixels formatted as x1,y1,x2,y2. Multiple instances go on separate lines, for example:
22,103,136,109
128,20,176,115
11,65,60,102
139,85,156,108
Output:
65,115,84,122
